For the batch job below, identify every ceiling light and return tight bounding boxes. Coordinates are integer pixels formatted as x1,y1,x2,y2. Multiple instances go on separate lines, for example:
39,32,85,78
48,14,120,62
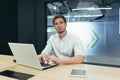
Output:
72,7,112,11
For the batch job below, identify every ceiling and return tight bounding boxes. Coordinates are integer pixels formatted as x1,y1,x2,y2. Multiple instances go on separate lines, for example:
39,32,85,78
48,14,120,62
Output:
47,0,117,21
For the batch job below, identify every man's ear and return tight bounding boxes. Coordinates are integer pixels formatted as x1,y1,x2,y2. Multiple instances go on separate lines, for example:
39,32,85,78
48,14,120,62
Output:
65,23,67,27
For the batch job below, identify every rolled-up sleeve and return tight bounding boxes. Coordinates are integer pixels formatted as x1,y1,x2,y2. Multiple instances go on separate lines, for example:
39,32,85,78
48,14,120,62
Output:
74,37,84,56
42,37,52,56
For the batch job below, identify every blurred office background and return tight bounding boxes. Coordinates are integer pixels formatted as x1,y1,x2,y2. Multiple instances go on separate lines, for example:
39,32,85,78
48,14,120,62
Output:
0,0,120,67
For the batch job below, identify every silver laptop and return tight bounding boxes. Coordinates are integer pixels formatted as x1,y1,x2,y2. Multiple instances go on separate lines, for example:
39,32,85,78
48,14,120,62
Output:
8,42,58,70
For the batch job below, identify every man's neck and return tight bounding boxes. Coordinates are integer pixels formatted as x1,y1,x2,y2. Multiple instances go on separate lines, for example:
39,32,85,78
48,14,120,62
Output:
58,30,67,39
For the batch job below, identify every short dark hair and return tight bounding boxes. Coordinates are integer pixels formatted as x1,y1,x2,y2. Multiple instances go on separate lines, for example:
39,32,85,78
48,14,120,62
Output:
52,14,66,25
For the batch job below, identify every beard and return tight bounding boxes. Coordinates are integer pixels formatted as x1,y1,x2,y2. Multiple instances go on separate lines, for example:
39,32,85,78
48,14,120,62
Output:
57,29,66,34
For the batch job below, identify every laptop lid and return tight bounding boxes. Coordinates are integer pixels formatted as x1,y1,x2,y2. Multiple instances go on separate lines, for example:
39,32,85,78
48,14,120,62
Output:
8,43,58,71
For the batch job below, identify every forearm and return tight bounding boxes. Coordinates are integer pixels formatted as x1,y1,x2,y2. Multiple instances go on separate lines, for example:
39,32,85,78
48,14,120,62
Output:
40,53,49,58
60,55,84,65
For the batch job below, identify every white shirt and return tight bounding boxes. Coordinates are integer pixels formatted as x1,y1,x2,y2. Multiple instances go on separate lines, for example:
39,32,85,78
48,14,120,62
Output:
42,32,84,59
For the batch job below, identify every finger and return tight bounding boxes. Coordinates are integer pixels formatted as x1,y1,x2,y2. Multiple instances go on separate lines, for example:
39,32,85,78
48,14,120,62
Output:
46,56,51,64
40,56,46,63
47,57,55,64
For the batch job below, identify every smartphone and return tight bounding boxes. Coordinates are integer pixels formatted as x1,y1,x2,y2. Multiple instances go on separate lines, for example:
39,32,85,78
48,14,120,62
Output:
0,70,34,80
69,69,87,77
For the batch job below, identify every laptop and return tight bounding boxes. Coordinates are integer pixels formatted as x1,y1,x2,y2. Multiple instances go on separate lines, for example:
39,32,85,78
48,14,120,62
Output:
8,42,58,70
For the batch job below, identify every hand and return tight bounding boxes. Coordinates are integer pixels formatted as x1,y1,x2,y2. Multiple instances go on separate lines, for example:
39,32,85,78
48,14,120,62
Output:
38,54,46,63
47,56,60,64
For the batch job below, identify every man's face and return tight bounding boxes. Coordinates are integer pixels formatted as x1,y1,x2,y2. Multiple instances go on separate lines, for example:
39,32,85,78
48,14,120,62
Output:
54,18,67,33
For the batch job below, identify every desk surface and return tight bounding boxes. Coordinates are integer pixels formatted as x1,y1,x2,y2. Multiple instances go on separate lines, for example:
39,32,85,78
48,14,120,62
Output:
0,54,120,80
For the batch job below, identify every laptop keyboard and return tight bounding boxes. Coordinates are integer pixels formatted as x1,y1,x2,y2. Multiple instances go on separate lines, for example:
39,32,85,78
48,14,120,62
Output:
41,62,51,67
40,62,58,69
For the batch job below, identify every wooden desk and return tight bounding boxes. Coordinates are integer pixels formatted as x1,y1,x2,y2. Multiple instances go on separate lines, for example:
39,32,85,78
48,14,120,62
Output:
0,55,120,80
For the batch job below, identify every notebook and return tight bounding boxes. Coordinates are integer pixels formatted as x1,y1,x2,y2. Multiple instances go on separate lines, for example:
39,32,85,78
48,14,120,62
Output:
8,42,58,70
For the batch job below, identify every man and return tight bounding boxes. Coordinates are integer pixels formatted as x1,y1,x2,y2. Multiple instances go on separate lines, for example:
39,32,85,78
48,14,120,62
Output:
38,14,84,65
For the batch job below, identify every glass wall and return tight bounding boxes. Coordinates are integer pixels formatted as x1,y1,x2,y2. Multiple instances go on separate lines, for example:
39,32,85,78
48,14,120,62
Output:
46,0,120,66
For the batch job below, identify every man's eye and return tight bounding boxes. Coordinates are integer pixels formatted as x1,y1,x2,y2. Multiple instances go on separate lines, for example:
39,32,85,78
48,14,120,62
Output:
54,23,58,25
54,21,64,25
